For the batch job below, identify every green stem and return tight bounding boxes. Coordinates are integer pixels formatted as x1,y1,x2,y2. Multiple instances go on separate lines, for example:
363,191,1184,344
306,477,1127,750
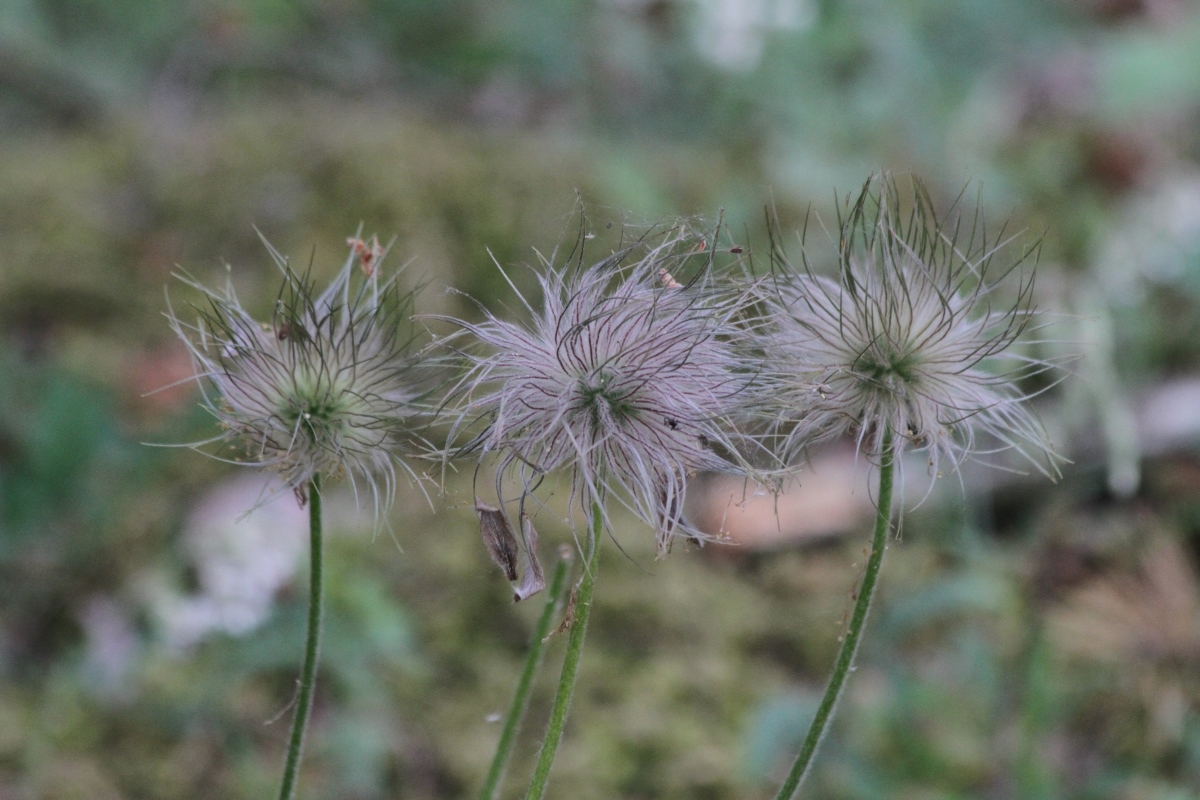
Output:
479,550,574,800
278,475,324,800
775,429,895,799
524,502,604,800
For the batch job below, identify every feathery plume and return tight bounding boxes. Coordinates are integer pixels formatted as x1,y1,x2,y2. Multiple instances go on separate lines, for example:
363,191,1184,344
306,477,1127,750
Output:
445,220,756,556
755,173,1061,480
166,233,430,513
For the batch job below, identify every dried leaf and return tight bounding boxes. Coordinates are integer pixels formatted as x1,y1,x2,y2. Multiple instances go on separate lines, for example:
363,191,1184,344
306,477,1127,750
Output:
347,235,384,277
476,500,519,581
513,515,546,602
545,583,580,641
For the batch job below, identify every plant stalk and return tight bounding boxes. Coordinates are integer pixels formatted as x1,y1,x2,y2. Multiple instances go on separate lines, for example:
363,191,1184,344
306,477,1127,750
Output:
523,502,603,800
278,474,324,800
479,550,574,800
775,428,895,799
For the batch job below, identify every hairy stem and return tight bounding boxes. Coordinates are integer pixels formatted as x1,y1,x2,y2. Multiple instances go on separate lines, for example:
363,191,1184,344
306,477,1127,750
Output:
278,475,324,800
479,550,574,800
524,502,603,800
775,429,894,799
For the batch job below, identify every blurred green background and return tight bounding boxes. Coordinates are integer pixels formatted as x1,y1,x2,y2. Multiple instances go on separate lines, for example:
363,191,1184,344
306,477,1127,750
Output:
2,1,1200,798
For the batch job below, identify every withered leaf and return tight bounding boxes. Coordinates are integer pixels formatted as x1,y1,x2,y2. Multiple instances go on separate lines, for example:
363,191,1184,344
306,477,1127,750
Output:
545,582,580,641
476,500,519,581
513,515,546,602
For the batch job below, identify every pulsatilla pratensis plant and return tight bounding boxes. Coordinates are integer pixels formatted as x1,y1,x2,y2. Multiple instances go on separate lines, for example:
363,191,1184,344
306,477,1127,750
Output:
165,233,431,800
442,220,759,799
753,173,1063,798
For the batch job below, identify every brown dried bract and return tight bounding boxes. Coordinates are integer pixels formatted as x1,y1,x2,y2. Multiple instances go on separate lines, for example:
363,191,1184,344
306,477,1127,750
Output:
477,500,548,602
513,515,546,601
347,235,384,277
476,500,519,581
546,582,580,641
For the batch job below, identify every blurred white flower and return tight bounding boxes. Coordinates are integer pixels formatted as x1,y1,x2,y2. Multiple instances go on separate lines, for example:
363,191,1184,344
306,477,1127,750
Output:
1094,169,1200,302
79,596,139,696
689,0,815,72
147,476,307,651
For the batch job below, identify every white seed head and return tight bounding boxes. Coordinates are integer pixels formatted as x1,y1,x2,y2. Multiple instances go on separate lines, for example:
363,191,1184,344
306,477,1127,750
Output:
756,173,1062,479
167,233,429,512
445,223,756,554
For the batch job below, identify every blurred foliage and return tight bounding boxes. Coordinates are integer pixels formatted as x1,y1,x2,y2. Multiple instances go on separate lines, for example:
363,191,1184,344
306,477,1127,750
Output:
1,0,1200,798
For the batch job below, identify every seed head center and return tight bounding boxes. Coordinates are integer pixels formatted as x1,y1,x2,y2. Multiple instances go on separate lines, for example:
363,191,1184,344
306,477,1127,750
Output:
857,345,921,388
278,369,363,437
576,371,636,428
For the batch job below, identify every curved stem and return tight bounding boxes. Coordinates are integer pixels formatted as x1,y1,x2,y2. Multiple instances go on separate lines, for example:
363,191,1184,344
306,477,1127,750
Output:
278,475,324,800
479,550,574,800
775,429,895,799
524,502,603,800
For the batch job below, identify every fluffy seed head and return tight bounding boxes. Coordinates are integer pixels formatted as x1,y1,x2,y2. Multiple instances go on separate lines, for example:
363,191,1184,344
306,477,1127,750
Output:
167,233,428,511
756,173,1061,478
446,222,755,554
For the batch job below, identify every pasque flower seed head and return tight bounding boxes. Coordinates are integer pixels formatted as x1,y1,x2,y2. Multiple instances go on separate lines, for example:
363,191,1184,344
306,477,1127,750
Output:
755,173,1061,478
167,233,429,511
445,222,756,555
